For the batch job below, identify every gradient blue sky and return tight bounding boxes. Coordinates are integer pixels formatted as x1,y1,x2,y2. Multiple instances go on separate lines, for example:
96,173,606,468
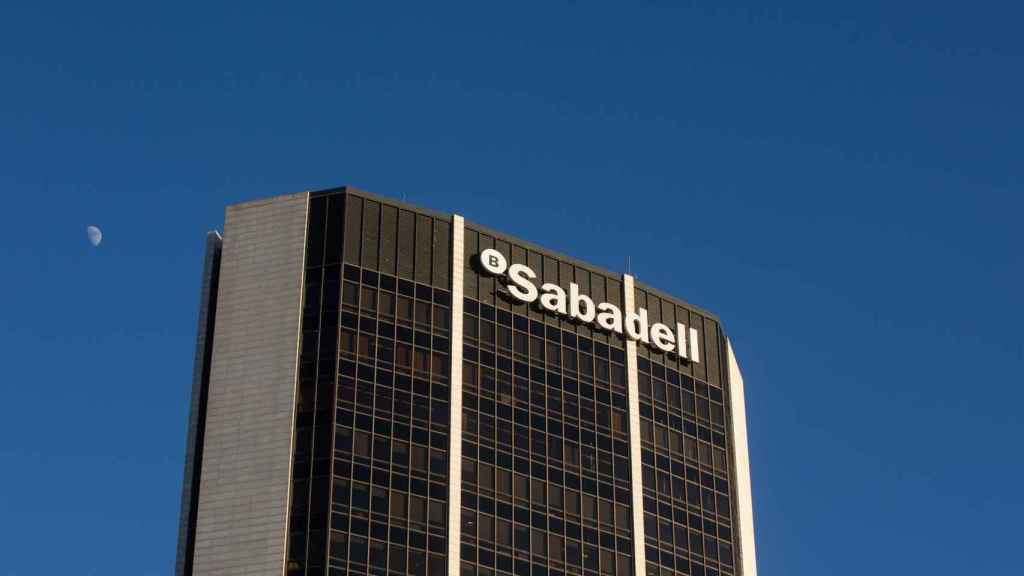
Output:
1,2,1021,574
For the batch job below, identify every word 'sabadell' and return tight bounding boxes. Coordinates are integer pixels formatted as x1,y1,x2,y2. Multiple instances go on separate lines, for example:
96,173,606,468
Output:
478,248,700,363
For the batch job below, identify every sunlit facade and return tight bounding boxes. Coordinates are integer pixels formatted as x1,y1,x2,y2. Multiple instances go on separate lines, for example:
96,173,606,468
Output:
175,187,757,576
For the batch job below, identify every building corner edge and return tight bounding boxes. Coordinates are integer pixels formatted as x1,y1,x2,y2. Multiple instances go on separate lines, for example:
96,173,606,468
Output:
726,340,757,576
174,230,223,576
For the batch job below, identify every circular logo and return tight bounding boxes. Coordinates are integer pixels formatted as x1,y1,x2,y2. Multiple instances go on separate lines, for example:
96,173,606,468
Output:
479,248,508,275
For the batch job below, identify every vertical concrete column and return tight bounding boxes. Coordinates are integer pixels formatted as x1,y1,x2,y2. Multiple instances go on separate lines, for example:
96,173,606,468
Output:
191,193,309,575
447,215,466,576
622,274,648,576
726,341,758,576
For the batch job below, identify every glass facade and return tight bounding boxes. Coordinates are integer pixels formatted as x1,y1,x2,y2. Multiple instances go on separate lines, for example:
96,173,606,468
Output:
289,193,344,574
458,226,636,576
630,290,735,576
179,188,751,576
287,190,454,576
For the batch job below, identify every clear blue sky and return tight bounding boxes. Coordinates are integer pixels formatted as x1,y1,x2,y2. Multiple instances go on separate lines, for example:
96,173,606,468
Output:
1,2,1021,574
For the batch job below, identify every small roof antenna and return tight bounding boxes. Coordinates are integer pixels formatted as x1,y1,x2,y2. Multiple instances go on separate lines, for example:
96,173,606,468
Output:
626,255,632,276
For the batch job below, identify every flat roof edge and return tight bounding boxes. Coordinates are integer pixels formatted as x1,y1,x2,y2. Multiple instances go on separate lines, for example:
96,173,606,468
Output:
227,185,723,325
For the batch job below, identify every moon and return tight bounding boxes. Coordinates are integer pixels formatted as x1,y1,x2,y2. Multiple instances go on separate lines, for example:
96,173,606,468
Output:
87,225,102,247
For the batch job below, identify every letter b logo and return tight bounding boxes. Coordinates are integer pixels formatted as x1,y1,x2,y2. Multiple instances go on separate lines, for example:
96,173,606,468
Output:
479,248,508,275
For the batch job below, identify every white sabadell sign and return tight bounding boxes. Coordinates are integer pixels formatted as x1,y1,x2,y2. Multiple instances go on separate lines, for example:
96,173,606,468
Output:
478,249,700,363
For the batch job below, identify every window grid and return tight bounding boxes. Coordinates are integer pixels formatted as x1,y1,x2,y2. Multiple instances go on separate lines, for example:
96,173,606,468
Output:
636,353,735,576
331,264,453,576
285,193,745,576
288,194,343,575
460,298,634,576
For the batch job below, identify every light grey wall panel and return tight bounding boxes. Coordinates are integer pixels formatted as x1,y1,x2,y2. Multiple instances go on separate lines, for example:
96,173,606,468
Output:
192,193,308,575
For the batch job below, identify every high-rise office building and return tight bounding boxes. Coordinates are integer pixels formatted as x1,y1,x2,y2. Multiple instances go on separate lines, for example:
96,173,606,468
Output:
175,188,757,576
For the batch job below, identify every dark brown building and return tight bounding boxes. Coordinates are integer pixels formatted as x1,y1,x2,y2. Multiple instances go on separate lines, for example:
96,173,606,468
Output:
176,187,757,576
